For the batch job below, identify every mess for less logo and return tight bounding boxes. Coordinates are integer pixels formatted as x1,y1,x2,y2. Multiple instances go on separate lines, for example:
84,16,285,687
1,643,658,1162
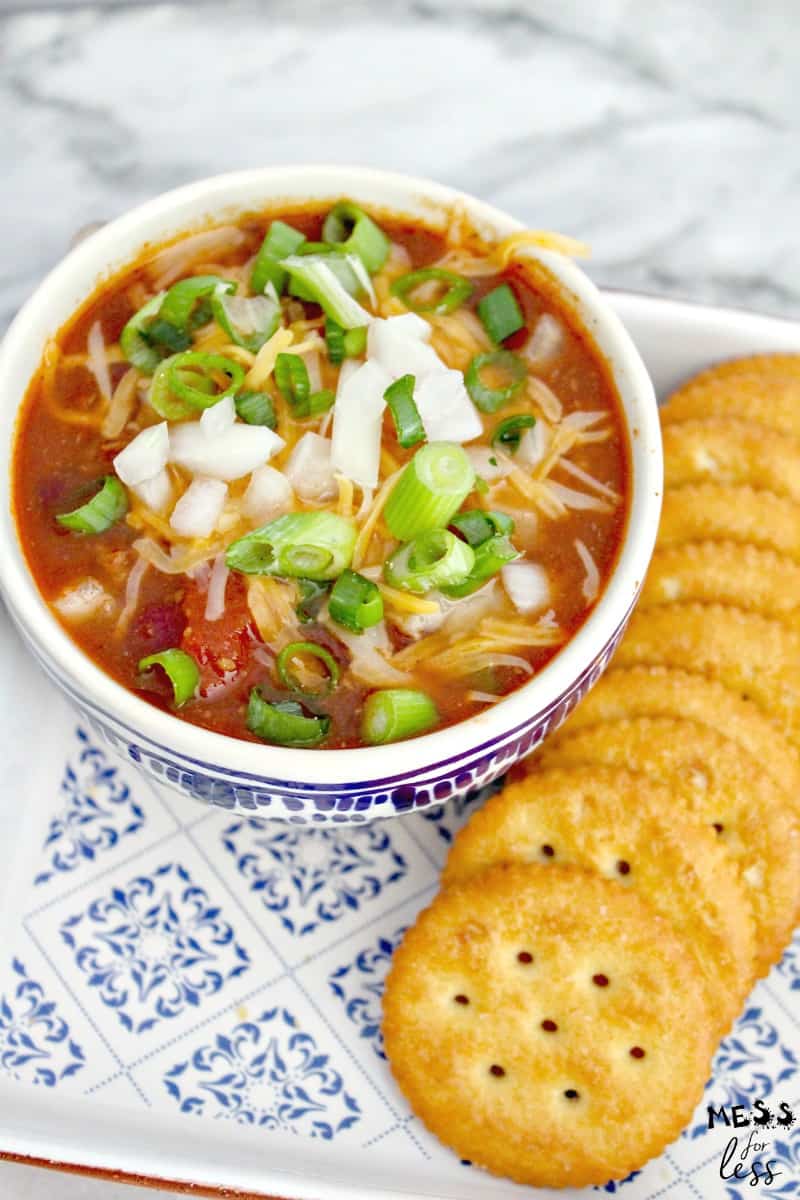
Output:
708,1102,796,1188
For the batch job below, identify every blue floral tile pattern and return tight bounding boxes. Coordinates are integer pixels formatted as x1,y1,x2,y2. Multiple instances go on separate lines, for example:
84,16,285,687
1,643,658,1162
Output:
328,928,407,1061
163,1006,361,1139
777,937,800,992
688,1006,798,1140
35,727,144,887
0,958,85,1087
59,863,250,1034
221,821,407,937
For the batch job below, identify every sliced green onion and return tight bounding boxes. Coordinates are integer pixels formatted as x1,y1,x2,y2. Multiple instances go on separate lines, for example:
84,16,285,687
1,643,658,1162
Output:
148,353,198,419
282,253,372,328
450,509,514,546
142,318,192,354
120,292,167,373
57,476,128,534
465,350,527,414
390,268,474,315
477,283,525,343
361,689,439,744
226,512,357,581
475,476,489,496
288,251,362,301
384,528,475,594
384,442,475,541
138,648,200,707
235,390,277,428
322,201,390,274
167,352,245,410
343,325,368,357
159,275,235,332
296,578,330,624
383,374,425,449
293,389,336,420
491,413,536,454
210,287,281,352
274,353,310,407
276,641,340,696
247,689,330,747
329,569,384,633
325,317,346,364
298,241,331,255
442,534,520,598
250,220,306,296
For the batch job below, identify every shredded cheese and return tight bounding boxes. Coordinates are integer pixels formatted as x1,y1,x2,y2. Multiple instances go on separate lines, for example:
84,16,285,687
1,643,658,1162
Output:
335,473,354,517
378,584,440,615
352,467,403,569
244,327,294,389
102,367,138,439
493,230,591,266
575,539,600,603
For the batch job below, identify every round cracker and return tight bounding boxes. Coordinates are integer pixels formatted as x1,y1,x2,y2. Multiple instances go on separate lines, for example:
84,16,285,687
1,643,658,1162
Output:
659,484,800,561
615,603,800,748
383,862,714,1188
553,665,800,799
641,541,800,628
443,765,754,1032
537,717,800,974
661,354,800,437
662,417,800,503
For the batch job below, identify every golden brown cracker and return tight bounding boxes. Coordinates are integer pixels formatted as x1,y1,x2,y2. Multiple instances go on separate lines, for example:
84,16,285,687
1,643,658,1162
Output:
538,717,800,974
641,541,800,628
662,417,800,503
554,665,800,799
661,354,800,437
383,862,714,1188
443,765,754,1031
659,484,800,561
615,603,800,748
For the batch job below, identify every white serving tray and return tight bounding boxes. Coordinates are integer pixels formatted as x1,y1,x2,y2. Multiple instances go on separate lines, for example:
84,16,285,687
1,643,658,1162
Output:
1,291,799,1200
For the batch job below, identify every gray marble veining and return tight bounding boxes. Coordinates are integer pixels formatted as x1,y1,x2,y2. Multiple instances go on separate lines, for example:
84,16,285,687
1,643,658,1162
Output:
2,0,800,334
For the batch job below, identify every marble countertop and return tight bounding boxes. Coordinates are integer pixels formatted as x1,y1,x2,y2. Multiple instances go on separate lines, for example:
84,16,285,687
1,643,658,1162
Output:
1,2,799,1197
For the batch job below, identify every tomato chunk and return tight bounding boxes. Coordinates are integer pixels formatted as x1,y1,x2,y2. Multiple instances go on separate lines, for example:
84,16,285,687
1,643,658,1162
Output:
182,573,258,695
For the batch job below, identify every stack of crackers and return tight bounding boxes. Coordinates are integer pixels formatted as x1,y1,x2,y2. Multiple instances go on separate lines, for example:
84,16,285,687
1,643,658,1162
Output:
382,355,800,1189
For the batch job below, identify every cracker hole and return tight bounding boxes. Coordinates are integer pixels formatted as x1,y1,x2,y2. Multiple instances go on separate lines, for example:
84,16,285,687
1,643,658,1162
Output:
616,859,631,876
453,994,470,1006
540,844,555,858
630,1046,646,1059
712,822,724,834
489,1064,506,1078
541,1019,558,1032
592,973,610,988
564,1088,580,1100
517,951,534,964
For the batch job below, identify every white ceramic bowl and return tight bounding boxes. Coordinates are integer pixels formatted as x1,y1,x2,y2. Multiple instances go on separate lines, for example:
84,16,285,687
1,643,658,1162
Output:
0,166,661,823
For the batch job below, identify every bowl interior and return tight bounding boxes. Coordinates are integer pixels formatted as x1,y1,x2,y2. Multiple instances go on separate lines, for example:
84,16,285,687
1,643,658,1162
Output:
0,166,661,786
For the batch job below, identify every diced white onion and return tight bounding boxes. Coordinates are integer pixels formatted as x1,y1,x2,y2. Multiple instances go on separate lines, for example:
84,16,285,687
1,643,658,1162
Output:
502,561,550,613
331,360,390,489
465,445,511,482
300,347,323,392
54,578,112,621
327,618,411,687
87,320,112,402
548,481,612,512
523,314,564,368
516,421,552,468
169,421,284,481
414,369,483,443
243,465,294,523
367,316,441,380
205,553,229,621
116,556,149,633
131,468,173,513
284,433,337,501
170,477,228,538
200,395,236,438
113,422,169,486
575,538,600,603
